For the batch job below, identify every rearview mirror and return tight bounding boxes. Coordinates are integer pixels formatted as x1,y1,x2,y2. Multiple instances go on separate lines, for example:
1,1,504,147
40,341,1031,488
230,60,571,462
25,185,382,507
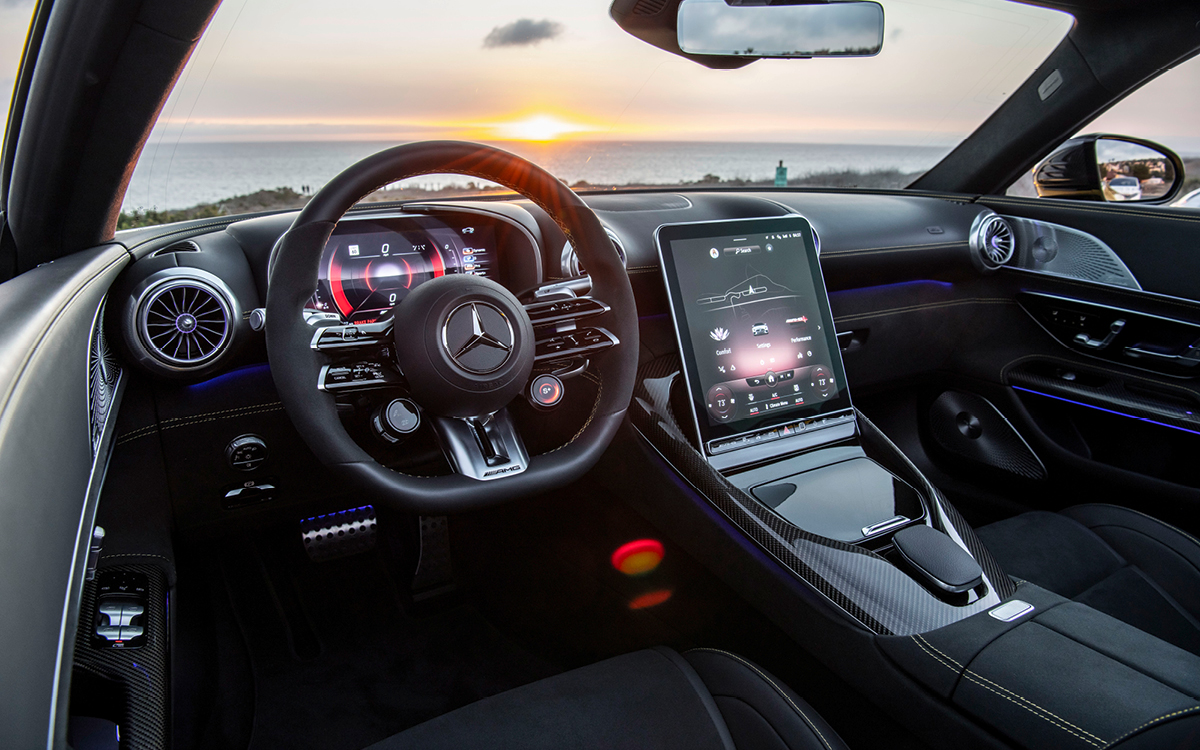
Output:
677,0,884,58
1033,134,1184,204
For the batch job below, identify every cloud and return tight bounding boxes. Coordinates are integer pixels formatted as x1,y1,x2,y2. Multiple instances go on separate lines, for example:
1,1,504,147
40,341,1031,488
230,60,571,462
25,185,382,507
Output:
482,19,564,49
0,0,34,7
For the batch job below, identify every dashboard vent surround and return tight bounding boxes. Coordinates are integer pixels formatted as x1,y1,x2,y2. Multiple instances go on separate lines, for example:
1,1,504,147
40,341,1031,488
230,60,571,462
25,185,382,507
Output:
137,276,233,368
970,213,1015,269
561,228,628,278
150,240,201,257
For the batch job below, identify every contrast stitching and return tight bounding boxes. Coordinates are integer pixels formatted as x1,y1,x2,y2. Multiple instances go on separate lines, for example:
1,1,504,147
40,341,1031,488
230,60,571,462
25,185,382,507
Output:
835,298,1014,323
101,553,173,563
160,404,285,431
909,634,961,675
960,672,1103,747
116,425,160,446
542,372,603,455
914,634,964,669
159,401,284,424
1104,705,1200,748
914,635,1106,746
116,402,286,444
688,648,833,750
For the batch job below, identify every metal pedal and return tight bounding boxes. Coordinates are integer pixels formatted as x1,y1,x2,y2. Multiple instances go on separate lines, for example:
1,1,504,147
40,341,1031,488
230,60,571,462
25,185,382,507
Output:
412,515,455,601
301,505,377,562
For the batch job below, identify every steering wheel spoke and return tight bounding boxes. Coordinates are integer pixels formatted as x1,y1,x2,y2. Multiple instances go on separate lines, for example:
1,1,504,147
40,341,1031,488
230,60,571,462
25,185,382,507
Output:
433,409,530,481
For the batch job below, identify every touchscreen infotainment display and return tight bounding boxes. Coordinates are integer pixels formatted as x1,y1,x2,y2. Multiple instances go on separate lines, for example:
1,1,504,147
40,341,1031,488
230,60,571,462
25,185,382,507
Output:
656,216,852,454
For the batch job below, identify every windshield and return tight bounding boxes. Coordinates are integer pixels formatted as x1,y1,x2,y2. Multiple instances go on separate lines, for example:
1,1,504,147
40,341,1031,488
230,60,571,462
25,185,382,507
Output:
8,0,1075,227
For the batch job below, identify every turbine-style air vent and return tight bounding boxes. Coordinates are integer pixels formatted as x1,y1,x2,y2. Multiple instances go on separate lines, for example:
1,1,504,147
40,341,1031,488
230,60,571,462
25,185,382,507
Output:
137,277,233,368
971,213,1015,269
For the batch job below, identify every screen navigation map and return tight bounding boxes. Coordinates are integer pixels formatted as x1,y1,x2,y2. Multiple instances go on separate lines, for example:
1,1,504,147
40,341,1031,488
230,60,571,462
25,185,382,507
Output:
657,216,852,451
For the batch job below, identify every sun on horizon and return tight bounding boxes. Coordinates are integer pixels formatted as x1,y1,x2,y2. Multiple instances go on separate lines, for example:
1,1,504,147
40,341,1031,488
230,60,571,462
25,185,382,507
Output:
491,114,594,141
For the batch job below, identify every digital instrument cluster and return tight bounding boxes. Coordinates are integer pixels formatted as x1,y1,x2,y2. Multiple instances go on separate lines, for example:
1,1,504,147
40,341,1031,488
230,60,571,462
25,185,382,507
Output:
308,214,499,323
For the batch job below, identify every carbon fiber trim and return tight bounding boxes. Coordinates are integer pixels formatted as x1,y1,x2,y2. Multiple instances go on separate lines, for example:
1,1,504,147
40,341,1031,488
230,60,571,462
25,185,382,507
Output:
72,564,168,750
631,356,1011,635
928,391,1047,480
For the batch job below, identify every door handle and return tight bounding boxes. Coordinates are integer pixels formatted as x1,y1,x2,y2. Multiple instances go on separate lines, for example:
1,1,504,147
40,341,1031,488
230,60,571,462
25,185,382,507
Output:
1075,318,1125,350
1123,345,1200,368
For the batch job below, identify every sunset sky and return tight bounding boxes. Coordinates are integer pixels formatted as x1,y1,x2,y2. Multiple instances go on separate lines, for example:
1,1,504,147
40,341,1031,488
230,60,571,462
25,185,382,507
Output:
0,0,1197,153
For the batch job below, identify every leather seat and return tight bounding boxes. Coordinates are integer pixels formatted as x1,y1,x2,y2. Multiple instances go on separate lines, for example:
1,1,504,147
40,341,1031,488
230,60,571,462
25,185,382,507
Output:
365,647,849,750
977,503,1200,655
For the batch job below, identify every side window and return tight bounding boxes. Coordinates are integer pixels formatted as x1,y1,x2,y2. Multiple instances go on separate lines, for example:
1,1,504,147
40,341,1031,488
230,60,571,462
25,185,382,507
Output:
1006,54,1200,205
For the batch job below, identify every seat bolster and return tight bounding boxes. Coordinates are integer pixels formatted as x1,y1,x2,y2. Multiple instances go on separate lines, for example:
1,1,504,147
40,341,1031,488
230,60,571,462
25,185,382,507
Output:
684,649,849,750
365,649,733,750
1063,504,1200,617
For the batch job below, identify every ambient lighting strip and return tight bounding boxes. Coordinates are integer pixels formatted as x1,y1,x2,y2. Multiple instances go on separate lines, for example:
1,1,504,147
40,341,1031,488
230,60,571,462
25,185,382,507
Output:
1013,386,1200,436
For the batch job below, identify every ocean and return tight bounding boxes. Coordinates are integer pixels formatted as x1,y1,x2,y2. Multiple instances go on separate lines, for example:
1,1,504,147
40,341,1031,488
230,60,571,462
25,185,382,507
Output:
123,140,951,212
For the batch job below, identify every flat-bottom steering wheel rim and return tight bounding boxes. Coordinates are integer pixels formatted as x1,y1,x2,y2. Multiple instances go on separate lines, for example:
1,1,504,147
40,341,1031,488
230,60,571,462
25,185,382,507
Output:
265,141,639,513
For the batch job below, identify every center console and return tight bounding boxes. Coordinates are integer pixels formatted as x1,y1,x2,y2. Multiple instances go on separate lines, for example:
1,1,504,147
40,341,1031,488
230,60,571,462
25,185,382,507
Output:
632,214,1200,750
645,215,1010,635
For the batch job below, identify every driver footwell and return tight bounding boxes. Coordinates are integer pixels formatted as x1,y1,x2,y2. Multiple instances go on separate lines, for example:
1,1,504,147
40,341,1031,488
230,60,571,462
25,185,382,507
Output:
179,523,563,750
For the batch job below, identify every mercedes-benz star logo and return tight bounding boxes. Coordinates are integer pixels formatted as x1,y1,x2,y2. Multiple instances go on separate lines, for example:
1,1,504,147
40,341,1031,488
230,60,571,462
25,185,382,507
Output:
441,302,514,374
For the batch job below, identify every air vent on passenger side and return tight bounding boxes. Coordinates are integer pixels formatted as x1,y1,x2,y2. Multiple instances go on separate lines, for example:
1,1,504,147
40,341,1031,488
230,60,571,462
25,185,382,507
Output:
120,268,239,377
970,212,1015,270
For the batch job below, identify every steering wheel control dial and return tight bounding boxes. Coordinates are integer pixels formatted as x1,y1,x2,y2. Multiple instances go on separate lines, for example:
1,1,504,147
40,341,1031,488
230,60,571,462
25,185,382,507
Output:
372,398,422,443
226,434,268,472
529,374,565,408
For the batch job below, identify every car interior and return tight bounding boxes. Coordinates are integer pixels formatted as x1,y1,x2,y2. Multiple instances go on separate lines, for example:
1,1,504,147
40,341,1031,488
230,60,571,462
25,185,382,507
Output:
3,0,1200,749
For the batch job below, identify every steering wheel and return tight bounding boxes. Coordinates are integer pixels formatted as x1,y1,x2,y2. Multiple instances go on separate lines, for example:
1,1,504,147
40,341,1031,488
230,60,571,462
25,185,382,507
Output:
265,142,639,512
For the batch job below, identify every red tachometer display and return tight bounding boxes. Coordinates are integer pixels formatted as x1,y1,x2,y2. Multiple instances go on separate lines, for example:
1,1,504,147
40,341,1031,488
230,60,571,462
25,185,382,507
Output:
308,217,496,323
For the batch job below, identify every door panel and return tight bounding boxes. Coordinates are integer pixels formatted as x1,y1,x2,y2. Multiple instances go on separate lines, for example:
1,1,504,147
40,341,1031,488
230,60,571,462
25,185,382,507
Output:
839,196,1200,534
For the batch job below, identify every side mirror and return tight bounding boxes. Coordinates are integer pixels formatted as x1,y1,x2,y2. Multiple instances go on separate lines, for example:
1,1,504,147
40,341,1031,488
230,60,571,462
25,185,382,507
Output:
1033,134,1184,204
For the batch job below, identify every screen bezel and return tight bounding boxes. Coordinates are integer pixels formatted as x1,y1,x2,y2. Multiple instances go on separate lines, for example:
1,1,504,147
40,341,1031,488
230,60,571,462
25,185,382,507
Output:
655,215,853,453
